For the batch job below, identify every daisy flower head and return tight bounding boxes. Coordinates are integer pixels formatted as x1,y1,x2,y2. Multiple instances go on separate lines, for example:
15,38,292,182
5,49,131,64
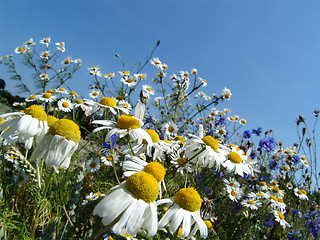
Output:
55,87,69,95
0,105,48,149
14,45,30,54
269,186,285,198
121,76,137,87
31,119,81,172
88,66,102,76
162,122,178,138
39,37,51,47
221,87,232,100
226,187,243,202
215,126,227,138
170,147,194,174
300,155,309,167
86,158,101,173
158,187,208,239
24,38,35,46
118,100,132,113
239,119,247,125
62,56,72,65
241,198,262,210
93,172,159,237
57,98,74,112
273,210,291,229
25,94,37,102
55,41,65,52
150,57,162,68
294,188,308,200
68,91,78,99
198,77,207,87
92,114,152,145
98,97,129,114
142,85,155,95
134,73,147,80
40,50,50,60
89,89,102,99
39,91,56,103
222,146,252,177
191,68,198,75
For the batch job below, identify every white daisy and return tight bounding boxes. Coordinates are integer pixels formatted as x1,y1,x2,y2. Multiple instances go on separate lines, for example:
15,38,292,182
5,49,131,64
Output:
221,87,232,100
25,94,37,102
93,172,159,237
97,97,129,115
14,45,30,54
89,89,102,99
157,187,208,239
222,146,252,177
39,92,56,103
39,37,51,47
142,85,155,95
121,76,137,87
92,114,152,146
57,98,74,112
294,188,308,200
273,210,291,229
162,122,178,139
86,158,101,173
55,42,65,52
0,105,48,149
241,198,262,210
62,57,72,65
30,119,81,173
170,147,194,174
40,50,50,60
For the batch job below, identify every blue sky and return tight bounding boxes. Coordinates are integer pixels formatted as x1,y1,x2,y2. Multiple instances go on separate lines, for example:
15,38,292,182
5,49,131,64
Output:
1,0,320,147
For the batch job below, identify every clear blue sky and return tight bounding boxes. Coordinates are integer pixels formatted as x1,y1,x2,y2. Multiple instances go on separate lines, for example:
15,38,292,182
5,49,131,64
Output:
1,0,320,147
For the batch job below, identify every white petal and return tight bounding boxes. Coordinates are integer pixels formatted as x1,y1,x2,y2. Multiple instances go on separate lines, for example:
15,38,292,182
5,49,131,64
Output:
112,199,138,235
169,208,184,234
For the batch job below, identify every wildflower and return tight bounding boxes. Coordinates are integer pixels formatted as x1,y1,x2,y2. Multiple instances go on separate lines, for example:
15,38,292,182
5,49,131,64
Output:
31,119,81,172
273,210,291,229
121,76,137,87
239,119,247,125
86,158,101,173
39,37,51,47
14,45,30,54
0,105,48,149
92,114,152,145
89,89,102,99
93,172,159,237
191,68,198,75
158,187,208,239
39,73,49,81
39,92,56,103
259,136,276,152
40,50,50,60
221,87,232,100
243,130,251,139
55,42,65,52
97,97,129,114
150,57,162,68
88,66,102,76
252,127,262,136
57,98,74,112
25,94,37,102
222,146,252,177
142,85,155,95
294,188,308,200
241,198,262,210
162,122,178,138
170,147,194,174
62,57,72,65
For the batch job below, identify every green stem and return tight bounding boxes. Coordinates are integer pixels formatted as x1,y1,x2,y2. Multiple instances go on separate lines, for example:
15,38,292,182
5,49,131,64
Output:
84,224,111,240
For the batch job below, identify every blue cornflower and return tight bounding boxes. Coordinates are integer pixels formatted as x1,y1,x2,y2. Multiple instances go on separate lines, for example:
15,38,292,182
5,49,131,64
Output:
269,159,278,170
292,155,300,164
215,116,226,126
145,115,152,123
252,127,262,136
102,135,118,150
264,215,274,228
243,130,251,139
259,136,276,152
287,230,301,240
249,150,257,159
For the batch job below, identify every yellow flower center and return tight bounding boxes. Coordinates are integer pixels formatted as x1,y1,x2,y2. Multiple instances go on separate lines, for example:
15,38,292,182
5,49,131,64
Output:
43,92,52,99
145,129,160,142
174,187,201,212
76,99,83,104
18,47,24,52
277,198,284,203
229,183,235,187
24,105,47,121
168,126,175,133
107,155,113,162
29,95,36,100
90,162,97,168
144,162,166,182
231,190,236,196
259,181,266,186
47,116,58,128
174,135,184,142
124,172,159,203
205,220,213,229
256,193,264,197
202,135,218,152
93,92,99,96
116,95,124,101
219,129,225,135
163,140,170,144
116,115,140,129
146,87,152,92
47,89,55,94
48,119,81,143
270,195,277,201
70,91,77,96
247,200,255,205
64,60,70,64
272,187,280,193
298,189,307,195
228,152,242,163
62,102,69,108
99,97,117,107
178,157,187,167
278,211,285,220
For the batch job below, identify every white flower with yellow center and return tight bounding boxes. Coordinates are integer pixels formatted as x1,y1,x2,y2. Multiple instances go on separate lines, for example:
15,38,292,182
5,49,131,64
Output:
93,172,159,237
198,77,207,87
55,42,65,52
158,187,208,239
89,89,102,99
118,100,132,112
97,97,129,115
39,92,56,103
142,85,155,95
294,188,308,200
150,57,162,68
0,105,48,149
25,94,37,102
68,91,78,99
241,198,262,210
122,155,166,198
170,147,194,174
185,125,228,170
273,210,291,229
221,87,232,100
55,87,69,95
268,186,285,198
31,119,81,172
57,98,74,112
86,158,101,173
226,187,243,202
92,115,152,145
40,37,51,47
40,50,50,60
62,56,72,65
77,99,96,115
14,45,30,54
222,146,252,177
145,129,172,160
120,76,137,87
162,122,178,138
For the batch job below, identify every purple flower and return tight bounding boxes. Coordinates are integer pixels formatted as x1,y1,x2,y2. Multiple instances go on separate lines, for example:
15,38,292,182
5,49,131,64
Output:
243,130,251,139
259,136,276,152
252,127,262,136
